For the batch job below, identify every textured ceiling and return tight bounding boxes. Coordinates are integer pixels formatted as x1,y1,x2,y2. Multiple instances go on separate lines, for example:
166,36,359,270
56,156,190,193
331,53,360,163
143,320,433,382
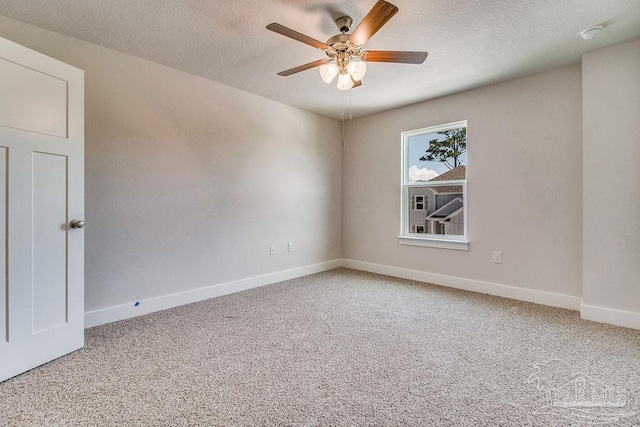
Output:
0,0,639,119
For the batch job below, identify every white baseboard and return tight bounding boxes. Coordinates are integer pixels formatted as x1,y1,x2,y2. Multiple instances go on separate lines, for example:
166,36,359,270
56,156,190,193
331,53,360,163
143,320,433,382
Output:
86,258,636,331
85,260,343,328
342,259,582,311
580,304,640,330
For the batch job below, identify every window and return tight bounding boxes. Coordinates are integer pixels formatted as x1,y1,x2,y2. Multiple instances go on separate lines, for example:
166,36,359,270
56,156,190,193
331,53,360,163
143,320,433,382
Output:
412,195,425,210
399,121,468,250
412,225,425,233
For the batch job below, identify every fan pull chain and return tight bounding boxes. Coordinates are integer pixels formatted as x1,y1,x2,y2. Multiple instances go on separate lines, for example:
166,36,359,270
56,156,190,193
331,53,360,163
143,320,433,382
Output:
349,89,353,122
341,90,354,147
342,91,346,146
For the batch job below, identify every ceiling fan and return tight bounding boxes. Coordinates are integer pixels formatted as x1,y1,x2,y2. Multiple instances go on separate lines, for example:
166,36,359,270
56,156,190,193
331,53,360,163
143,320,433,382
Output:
266,0,428,90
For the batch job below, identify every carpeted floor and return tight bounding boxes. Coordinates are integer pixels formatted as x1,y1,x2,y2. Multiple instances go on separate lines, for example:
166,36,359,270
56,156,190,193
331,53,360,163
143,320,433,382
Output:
1,268,639,426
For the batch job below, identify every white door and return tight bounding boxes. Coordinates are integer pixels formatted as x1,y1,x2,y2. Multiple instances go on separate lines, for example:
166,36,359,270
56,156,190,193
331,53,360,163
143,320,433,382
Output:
0,36,84,382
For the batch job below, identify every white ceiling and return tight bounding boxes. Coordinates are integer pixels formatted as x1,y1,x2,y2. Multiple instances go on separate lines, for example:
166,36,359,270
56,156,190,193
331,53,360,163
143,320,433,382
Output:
1,0,639,119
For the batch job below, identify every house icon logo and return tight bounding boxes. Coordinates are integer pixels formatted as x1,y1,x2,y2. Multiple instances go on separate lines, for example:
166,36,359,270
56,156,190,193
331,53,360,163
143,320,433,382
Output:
528,359,636,424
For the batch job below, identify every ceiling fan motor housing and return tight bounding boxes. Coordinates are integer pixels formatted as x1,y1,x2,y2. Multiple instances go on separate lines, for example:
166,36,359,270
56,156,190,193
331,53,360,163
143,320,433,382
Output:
335,16,353,33
324,34,363,66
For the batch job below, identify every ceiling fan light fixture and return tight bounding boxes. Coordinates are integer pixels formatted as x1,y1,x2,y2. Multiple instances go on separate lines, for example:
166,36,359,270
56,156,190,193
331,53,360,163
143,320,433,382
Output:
337,71,354,90
347,59,367,81
319,62,340,83
267,1,428,91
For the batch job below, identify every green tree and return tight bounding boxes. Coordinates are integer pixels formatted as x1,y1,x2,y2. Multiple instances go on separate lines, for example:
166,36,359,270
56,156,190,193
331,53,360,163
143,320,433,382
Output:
419,128,466,170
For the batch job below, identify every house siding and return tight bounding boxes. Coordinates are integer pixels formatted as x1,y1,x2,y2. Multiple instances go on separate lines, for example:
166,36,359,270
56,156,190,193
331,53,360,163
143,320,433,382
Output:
408,187,431,232
444,211,464,235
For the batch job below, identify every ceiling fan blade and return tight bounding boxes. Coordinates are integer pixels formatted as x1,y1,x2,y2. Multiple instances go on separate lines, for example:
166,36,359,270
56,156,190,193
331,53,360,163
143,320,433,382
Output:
267,23,328,50
362,50,428,64
277,59,329,76
348,0,399,47
353,80,363,88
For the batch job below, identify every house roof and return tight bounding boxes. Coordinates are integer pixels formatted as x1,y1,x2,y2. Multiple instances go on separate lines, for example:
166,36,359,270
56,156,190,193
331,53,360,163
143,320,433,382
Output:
428,166,465,194
441,207,464,222
430,185,463,194
426,197,464,220
429,166,466,182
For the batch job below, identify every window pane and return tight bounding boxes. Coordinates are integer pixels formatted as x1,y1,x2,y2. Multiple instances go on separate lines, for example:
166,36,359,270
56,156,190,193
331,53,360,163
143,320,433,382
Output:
407,128,467,183
408,186,464,236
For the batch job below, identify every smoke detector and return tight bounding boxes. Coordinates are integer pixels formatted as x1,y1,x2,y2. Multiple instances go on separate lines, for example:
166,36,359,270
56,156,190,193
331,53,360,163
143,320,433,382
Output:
580,26,603,40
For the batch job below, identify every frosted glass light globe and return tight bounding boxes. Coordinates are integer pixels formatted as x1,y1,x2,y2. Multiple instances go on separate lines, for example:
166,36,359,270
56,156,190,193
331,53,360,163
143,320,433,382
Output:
347,59,367,81
319,62,339,84
337,72,354,91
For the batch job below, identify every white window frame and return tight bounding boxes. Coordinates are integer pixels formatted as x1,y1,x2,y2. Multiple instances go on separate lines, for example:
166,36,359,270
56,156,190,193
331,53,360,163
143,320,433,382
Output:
399,120,469,251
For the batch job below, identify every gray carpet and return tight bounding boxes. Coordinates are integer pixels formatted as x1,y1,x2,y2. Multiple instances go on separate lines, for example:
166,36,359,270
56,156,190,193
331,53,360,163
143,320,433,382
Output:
1,268,639,426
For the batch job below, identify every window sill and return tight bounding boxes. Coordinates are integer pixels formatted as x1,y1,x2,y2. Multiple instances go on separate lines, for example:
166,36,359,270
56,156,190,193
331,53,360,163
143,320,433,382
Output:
398,235,469,251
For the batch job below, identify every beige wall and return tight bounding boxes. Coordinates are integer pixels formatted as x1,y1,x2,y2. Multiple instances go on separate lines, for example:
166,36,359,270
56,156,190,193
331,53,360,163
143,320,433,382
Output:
343,66,583,298
582,38,640,317
0,16,343,312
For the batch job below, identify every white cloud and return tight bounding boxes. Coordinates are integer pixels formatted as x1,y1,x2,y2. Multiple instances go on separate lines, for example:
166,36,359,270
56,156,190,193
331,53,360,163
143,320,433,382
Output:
409,165,438,182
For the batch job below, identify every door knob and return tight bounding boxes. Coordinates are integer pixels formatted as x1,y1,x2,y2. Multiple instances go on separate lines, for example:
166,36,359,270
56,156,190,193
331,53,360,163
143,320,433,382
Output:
70,219,85,229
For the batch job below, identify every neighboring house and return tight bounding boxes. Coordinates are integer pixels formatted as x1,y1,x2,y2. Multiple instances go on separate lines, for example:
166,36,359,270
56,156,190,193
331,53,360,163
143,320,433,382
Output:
409,166,465,235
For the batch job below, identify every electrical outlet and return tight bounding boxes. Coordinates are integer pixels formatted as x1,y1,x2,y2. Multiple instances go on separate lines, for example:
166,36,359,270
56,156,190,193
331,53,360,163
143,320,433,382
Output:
270,245,275,255
288,242,294,252
493,251,502,264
